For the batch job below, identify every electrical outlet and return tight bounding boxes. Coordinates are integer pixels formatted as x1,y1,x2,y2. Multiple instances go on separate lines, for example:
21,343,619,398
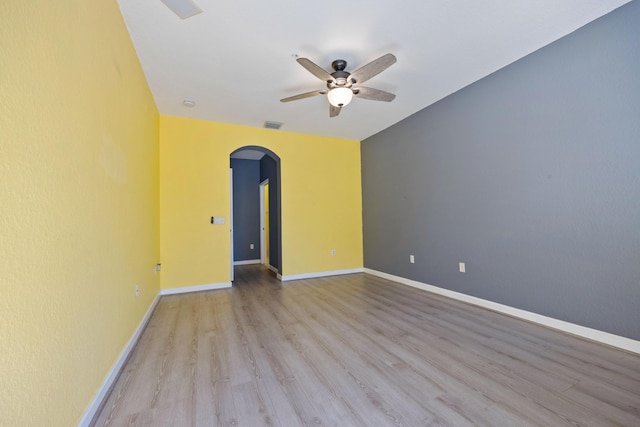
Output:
410,255,415,264
331,249,336,256
135,284,139,297
459,262,466,273
154,264,161,275
250,243,254,250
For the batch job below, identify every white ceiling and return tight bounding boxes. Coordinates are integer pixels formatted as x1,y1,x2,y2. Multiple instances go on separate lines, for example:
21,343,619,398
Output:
117,0,630,141
230,149,265,161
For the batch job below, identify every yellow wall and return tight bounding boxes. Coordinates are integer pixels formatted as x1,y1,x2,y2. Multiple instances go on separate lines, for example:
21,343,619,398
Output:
160,116,363,288
0,1,159,425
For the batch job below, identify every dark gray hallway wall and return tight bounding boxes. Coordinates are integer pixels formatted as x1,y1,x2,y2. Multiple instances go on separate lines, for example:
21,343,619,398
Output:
231,159,261,261
361,2,640,340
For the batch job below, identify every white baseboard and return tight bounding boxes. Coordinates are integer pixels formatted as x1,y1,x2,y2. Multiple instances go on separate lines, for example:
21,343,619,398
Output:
279,268,364,282
364,268,640,355
268,265,278,274
78,294,161,427
233,259,261,266
160,281,232,295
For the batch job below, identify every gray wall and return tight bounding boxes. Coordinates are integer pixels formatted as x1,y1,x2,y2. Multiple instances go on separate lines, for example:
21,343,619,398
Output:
361,2,640,340
231,159,261,261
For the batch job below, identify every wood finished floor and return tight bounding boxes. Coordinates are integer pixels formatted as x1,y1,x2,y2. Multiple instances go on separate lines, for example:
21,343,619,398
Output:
94,265,640,426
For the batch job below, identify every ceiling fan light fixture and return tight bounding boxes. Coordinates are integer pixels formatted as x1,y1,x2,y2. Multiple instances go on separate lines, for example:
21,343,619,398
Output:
327,87,353,108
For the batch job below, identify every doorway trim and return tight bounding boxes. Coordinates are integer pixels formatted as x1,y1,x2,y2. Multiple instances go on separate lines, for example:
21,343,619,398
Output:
229,145,282,278
229,168,234,282
259,179,269,265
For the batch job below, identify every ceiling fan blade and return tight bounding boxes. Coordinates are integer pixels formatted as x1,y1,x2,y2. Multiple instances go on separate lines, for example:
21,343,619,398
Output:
297,58,336,83
280,90,327,102
353,86,396,102
349,53,397,84
329,104,341,118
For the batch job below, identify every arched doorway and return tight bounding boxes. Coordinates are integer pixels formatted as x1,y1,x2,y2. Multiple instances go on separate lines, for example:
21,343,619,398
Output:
229,146,282,280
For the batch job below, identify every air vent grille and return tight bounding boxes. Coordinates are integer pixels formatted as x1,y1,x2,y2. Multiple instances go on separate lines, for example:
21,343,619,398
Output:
160,0,202,19
264,121,283,130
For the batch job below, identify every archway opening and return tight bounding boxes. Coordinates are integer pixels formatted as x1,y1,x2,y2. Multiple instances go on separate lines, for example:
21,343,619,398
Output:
229,146,282,280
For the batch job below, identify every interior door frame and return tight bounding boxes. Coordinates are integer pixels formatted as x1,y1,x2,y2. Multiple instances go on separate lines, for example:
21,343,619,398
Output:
229,168,234,282
259,179,269,265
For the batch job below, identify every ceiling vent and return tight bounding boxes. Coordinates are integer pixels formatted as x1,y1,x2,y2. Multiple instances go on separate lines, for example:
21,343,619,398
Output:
160,0,202,19
264,121,283,130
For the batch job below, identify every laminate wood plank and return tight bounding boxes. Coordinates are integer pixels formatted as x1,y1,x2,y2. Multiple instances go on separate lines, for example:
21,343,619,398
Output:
299,274,639,426
432,394,524,427
321,277,580,395
233,275,412,426
94,296,183,425
234,292,366,426
229,289,331,426
93,265,640,426
370,282,636,423
304,280,579,426
336,274,640,394
232,269,356,426
304,274,640,427
280,276,608,426
559,379,640,425
249,276,433,426
365,274,640,374
195,293,239,426
280,319,409,426
288,284,516,425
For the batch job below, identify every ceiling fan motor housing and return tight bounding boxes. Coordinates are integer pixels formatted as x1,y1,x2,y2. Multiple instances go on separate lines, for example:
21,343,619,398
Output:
331,59,348,71
330,59,351,82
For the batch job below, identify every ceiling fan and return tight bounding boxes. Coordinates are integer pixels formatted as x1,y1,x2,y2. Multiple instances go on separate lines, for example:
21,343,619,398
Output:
280,53,397,117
